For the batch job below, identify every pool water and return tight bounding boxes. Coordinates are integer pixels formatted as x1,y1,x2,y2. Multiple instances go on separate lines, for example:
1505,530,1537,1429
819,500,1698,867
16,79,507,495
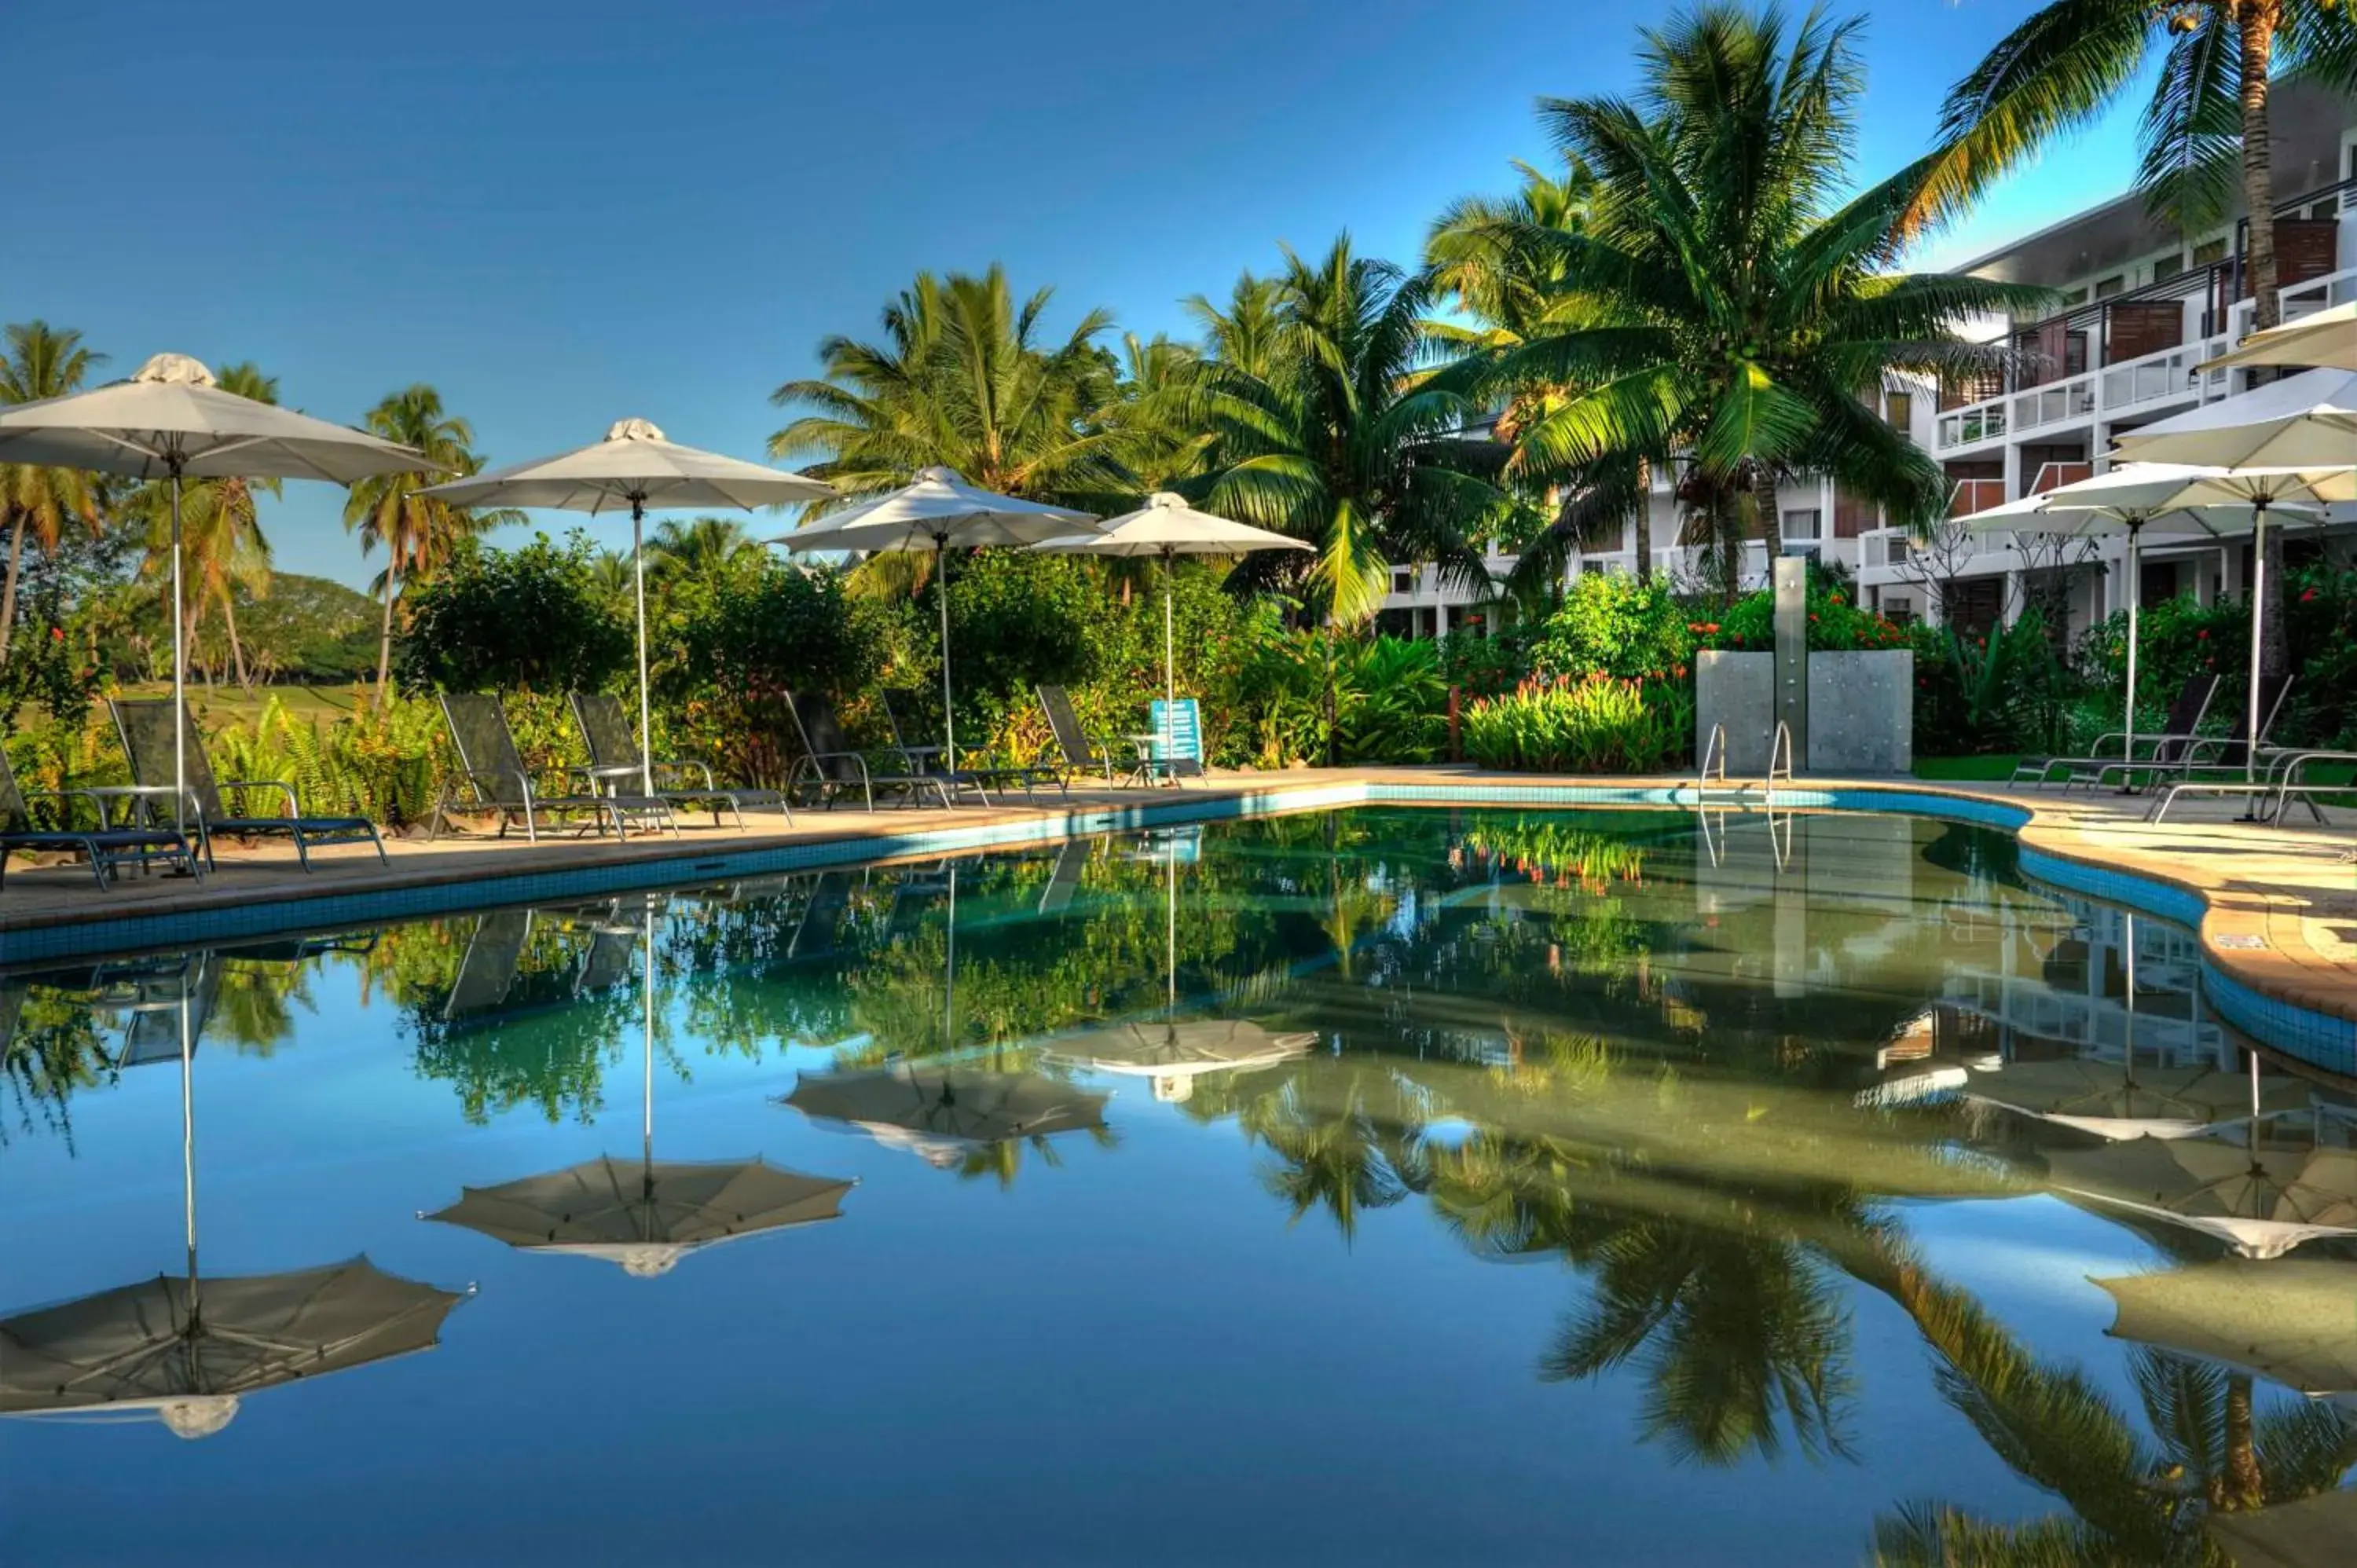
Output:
3,806,2352,1566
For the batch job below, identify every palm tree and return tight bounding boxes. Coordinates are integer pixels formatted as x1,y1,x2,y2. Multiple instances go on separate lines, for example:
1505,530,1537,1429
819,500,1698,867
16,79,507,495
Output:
342,385,504,699
131,361,280,687
646,515,761,590
1181,236,1510,625
1922,1,2357,680
0,321,106,662
769,265,1130,513
1464,8,2041,600
1424,157,1615,574
1182,273,1288,381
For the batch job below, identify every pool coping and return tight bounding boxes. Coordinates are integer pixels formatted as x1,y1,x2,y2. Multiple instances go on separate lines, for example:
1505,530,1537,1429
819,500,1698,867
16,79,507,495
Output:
4,769,2350,1075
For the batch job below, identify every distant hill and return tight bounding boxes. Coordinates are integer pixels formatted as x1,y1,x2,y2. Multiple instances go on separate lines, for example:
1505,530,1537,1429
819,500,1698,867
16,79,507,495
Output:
235,573,382,683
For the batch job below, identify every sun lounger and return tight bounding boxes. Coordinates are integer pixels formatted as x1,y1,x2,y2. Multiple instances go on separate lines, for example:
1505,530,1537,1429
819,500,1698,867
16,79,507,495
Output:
107,698,384,871
2091,673,2295,792
878,687,1059,804
782,691,952,812
2147,746,2357,825
1036,684,1179,786
568,691,791,829
431,693,673,842
2011,674,2219,789
0,740,200,888
1149,698,1207,784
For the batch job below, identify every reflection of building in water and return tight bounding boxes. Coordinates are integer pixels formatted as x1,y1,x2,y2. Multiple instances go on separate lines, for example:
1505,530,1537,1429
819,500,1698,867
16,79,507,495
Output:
1945,896,2231,1069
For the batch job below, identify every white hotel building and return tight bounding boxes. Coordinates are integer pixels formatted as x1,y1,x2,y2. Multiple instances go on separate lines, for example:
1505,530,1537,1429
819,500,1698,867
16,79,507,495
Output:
1380,82,2357,642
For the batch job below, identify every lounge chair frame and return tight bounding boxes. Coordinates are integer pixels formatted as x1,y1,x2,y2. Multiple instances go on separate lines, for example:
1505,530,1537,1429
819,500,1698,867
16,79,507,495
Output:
879,687,1060,804
782,691,952,812
2010,674,2220,790
430,693,673,843
566,691,792,829
0,742,200,889
103,698,385,872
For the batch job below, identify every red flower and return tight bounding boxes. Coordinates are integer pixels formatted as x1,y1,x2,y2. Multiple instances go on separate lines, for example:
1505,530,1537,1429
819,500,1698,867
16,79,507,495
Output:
2197,628,2209,640
1809,613,1820,623
2300,589,2318,603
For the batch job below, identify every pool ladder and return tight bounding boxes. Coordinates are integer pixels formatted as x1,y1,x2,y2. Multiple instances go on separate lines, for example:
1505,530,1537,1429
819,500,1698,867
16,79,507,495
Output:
1692,720,1792,804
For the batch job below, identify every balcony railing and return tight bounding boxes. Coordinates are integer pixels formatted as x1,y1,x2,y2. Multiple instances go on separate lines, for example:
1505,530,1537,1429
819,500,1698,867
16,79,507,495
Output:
2027,460,2093,496
2008,372,2096,432
1948,477,2006,518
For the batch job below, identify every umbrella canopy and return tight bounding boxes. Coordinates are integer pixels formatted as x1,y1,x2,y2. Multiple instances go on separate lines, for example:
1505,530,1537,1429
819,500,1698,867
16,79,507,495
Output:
782,1063,1109,1167
0,353,436,826
2205,1485,2357,1568
1035,493,1310,709
773,468,1095,771
2109,368,2357,473
0,1258,464,1438
422,419,833,795
2094,1258,2357,1401
2200,300,2357,375
2047,1137,2357,1259
1968,1057,2309,1141
423,1156,851,1278
1045,1019,1316,1101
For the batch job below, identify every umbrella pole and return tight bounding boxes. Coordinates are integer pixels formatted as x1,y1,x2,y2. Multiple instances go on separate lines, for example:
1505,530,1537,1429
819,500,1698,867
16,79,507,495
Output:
1166,844,1177,1012
170,460,187,837
2245,502,2267,793
643,907,656,1181
944,861,957,1050
1164,547,1177,713
936,534,956,775
2119,520,2141,794
632,498,654,798
181,963,199,1309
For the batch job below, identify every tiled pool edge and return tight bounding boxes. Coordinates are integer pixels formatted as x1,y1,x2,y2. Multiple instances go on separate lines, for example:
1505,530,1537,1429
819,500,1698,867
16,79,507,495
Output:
6,774,2349,1078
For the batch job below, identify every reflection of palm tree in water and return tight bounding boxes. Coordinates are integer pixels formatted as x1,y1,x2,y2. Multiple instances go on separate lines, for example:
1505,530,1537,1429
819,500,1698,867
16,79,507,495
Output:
1853,1232,2357,1564
1243,1072,1431,1243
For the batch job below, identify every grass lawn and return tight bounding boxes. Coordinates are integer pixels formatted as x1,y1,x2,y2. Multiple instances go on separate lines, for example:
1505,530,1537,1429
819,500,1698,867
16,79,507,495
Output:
1913,755,2022,782
115,682,375,724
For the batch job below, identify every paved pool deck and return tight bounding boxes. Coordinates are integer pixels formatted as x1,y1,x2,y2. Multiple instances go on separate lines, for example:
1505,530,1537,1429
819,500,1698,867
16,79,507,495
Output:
4,768,2352,1037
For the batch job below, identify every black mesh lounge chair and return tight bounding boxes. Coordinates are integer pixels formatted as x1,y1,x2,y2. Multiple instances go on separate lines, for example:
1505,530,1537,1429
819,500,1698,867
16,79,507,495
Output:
443,909,533,1027
878,687,1061,805
431,694,673,842
0,741,199,888
782,691,952,812
1037,837,1088,916
2092,673,2295,791
109,698,385,872
568,691,791,829
2011,673,2221,789
1036,685,1176,786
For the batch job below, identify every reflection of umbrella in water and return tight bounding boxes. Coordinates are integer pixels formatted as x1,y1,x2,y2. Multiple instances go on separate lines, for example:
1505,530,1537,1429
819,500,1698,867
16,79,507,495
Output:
2047,1135,2357,1260
1045,1020,1314,1103
1972,1058,2308,1141
2093,1260,2357,1410
2205,1486,2357,1568
427,906,853,1277
0,965,464,1437
783,1064,1109,1168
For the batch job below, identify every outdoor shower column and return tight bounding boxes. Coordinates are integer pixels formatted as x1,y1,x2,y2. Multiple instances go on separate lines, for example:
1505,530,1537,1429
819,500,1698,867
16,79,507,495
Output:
1772,555,1808,767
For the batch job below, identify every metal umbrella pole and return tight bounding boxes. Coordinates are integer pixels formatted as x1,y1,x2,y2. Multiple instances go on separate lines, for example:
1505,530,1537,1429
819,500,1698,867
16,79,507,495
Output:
170,456,186,835
2119,519,2142,794
643,906,657,1207
935,532,957,775
1163,545,1177,713
631,495,654,798
181,969,198,1312
2246,502,2268,790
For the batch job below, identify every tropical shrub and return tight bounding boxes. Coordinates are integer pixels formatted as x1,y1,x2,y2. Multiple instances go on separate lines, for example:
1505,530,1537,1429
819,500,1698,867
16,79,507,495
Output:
661,562,878,785
394,533,632,695
1531,573,1695,680
207,692,454,829
1233,628,1450,767
1699,582,1909,654
1462,675,1693,773
932,551,1099,755
1438,625,1533,700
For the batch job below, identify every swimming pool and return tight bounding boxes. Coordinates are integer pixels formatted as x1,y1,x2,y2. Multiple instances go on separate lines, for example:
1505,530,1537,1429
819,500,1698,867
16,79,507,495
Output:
3,806,2352,1564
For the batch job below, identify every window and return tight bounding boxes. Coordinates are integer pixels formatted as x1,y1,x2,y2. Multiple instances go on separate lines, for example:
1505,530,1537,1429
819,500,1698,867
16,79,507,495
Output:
1881,595,1913,625
2151,253,2183,281
1884,390,1913,430
2094,275,2126,299
1391,568,1414,595
1780,508,1823,541
2193,237,2228,266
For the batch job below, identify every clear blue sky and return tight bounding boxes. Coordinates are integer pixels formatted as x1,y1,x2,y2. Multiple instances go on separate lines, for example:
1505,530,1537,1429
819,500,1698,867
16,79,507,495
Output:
4,0,2146,588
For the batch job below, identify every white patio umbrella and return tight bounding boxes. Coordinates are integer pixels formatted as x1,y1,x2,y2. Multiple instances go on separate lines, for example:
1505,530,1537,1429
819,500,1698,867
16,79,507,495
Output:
422,418,833,796
1957,463,2286,778
0,354,435,830
771,467,1094,771
2199,300,2357,374
1034,493,1310,710
2108,384,2357,788
424,903,854,1276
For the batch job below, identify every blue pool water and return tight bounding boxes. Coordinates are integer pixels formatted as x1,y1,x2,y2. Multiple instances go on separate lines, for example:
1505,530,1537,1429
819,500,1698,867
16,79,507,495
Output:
2,807,2352,1565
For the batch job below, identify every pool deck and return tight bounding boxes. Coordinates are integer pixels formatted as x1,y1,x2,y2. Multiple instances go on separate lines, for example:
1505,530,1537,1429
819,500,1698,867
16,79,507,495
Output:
3,768,2351,1031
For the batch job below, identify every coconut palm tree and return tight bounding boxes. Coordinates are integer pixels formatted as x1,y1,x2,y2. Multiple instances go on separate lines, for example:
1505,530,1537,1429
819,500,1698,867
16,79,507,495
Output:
646,515,761,590
129,361,280,687
0,321,106,663
1465,7,2042,600
1181,236,1511,625
768,265,1131,513
1922,1,2357,679
1182,273,1289,381
342,385,506,700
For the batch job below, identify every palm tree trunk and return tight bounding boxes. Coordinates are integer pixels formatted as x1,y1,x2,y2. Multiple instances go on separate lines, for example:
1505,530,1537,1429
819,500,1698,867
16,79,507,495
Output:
2222,1373,2265,1512
2236,4,2290,676
221,585,249,690
1630,468,1654,584
0,512,25,665
375,569,398,704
